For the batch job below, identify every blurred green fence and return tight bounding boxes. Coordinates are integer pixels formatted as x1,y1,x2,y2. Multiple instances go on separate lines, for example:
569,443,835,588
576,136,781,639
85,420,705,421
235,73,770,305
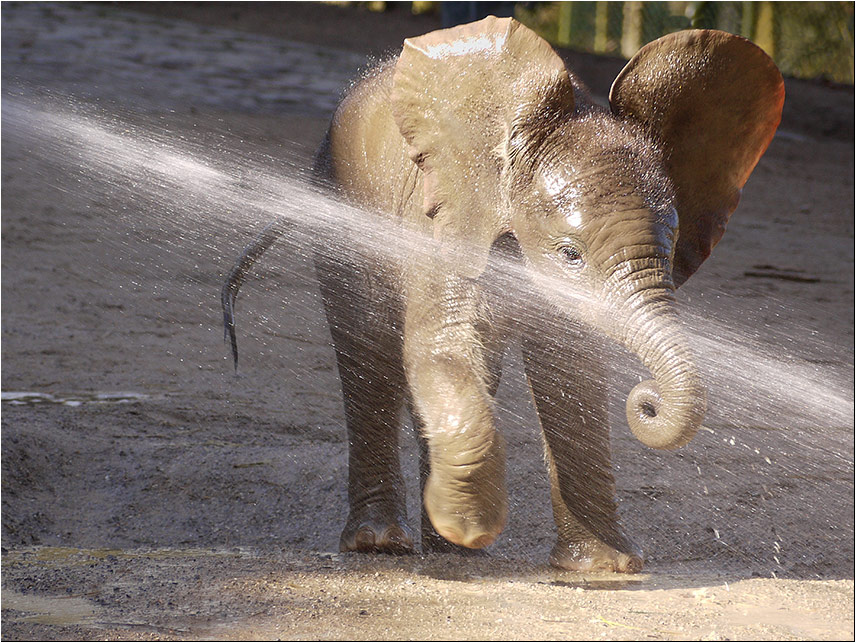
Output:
515,1,854,84
341,1,853,83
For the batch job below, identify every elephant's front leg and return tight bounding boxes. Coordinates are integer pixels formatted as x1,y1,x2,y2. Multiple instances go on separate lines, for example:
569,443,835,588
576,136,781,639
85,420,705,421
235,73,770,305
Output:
319,267,414,555
522,319,643,573
404,273,508,550
332,332,414,554
409,312,507,553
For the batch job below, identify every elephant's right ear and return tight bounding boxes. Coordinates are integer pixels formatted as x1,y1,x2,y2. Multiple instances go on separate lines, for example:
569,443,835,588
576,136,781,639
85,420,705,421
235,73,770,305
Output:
392,16,574,277
610,30,784,287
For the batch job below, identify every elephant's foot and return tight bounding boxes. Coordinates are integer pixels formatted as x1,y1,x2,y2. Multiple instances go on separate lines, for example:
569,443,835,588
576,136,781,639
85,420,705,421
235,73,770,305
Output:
422,431,508,549
340,510,416,555
423,483,507,549
550,537,643,573
420,525,489,556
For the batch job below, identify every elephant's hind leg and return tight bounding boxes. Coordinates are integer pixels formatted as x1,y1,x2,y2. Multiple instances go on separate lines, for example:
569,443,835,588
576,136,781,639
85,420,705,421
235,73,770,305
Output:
523,321,643,573
319,268,414,555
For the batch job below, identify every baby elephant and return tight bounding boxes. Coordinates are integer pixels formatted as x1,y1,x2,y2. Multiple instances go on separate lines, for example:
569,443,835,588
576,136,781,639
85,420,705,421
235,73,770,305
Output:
223,18,783,572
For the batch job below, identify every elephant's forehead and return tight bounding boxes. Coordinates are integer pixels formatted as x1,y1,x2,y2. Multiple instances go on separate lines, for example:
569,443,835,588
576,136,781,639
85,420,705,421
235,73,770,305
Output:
540,168,577,199
529,166,677,249
535,168,583,228
536,140,674,218
535,159,665,208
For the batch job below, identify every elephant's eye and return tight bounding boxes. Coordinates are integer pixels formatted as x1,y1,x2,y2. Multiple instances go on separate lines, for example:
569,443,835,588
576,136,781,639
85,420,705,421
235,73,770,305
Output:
560,245,584,267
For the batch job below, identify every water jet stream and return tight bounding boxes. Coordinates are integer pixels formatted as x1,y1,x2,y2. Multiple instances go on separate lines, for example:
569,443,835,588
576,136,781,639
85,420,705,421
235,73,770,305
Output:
5,90,851,430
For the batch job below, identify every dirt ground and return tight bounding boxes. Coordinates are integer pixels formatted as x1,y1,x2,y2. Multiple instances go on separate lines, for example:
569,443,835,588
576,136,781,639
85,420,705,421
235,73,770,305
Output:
2,2,854,640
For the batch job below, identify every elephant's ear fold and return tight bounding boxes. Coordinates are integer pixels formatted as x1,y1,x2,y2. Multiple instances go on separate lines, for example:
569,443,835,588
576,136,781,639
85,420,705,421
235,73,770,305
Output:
610,29,784,287
392,16,573,276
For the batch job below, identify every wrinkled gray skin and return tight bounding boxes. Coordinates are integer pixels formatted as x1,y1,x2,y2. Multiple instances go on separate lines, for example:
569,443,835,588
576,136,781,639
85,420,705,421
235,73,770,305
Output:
223,19,783,572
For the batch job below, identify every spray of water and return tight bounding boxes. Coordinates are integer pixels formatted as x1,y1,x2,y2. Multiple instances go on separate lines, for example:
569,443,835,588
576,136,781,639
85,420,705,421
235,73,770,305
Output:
4,89,852,575
7,92,849,425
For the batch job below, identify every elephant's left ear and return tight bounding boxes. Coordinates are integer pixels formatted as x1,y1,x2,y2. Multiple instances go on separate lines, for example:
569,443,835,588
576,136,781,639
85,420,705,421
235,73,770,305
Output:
610,30,784,287
392,16,574,278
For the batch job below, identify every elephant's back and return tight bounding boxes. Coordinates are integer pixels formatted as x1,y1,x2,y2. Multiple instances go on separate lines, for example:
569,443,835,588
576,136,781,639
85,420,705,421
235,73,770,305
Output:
312,61,416,328
322,61,422,220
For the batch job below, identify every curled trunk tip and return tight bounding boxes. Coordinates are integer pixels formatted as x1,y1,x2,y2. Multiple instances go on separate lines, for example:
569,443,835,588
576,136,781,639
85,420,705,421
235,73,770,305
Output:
626,377,706,450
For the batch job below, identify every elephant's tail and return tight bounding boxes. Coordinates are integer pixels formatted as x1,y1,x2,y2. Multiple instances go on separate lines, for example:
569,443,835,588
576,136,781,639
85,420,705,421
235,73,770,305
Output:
221,218,289,371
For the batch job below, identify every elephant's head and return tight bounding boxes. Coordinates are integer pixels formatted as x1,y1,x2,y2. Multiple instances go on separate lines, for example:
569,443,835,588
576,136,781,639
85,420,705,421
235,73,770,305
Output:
392,18,783,450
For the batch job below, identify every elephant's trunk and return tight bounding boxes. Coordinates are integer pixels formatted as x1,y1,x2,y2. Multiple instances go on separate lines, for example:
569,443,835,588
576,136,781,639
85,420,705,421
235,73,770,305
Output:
610,287,706,450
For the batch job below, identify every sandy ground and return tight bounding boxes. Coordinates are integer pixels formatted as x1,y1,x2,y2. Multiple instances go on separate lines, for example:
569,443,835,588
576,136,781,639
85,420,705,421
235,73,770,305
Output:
2,2,854,640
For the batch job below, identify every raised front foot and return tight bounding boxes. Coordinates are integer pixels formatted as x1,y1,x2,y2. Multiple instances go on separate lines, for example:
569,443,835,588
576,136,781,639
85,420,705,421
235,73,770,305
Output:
421,432,508,550
420,525,489,556
550,538,644,573
340,511,416,555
